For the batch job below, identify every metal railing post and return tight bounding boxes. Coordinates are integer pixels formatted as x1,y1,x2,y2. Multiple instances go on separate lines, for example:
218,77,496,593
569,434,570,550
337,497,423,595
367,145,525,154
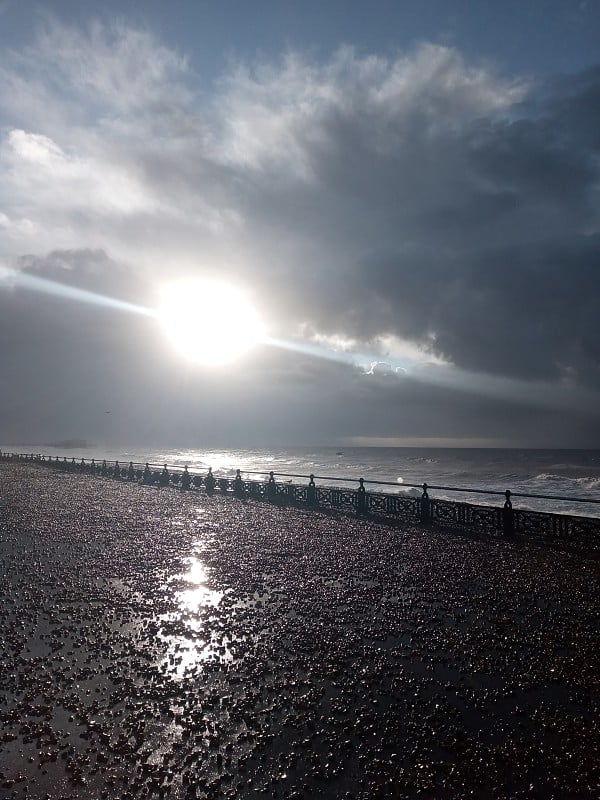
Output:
307,474,317,506
357,477,367,516
159,464,170,487
420,483,430,523
204,467,216,495
267,471,277,503
234,469,244,498
502,490,515,536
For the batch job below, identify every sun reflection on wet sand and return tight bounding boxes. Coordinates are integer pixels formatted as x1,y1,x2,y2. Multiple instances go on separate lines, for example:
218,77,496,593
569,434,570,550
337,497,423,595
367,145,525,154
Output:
177,555,223,611
159,547,230,679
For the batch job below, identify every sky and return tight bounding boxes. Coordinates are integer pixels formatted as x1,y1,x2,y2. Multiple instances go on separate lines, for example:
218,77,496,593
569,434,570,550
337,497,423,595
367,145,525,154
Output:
0,0,599,450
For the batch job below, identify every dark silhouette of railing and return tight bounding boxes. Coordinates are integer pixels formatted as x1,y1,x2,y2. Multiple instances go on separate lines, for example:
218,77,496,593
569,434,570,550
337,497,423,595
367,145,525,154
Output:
2,451,599,539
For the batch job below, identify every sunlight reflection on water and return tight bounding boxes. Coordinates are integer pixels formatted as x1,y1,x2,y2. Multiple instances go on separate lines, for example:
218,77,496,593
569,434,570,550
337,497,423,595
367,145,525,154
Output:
177,556,223,611
159,546,230,679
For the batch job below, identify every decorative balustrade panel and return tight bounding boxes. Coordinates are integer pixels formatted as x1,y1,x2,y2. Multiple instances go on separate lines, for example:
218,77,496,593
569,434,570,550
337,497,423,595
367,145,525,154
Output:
513,509,585,538
292,485,309,504
431,499,466,527
515,509,557,537
1,452,599,539
247,481,266,499
315,487,358,511
468,505,501,534
366,492,420,520
339,490,359,511
274,484,296,502
568,515,600,537
314,487,334,507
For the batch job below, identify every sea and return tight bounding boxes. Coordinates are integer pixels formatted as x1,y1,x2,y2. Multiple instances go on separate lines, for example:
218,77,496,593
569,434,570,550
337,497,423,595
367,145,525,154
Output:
3,444,600,519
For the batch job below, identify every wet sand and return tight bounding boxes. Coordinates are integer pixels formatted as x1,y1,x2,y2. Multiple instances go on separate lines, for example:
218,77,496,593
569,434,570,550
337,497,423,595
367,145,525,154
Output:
1,462,599,799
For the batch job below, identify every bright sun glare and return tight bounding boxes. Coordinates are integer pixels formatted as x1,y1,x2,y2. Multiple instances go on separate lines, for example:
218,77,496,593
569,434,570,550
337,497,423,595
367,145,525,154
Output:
158,280,265,365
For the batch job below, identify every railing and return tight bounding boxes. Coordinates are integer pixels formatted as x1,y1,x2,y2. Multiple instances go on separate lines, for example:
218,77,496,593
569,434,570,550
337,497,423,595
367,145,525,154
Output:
2,451,599,539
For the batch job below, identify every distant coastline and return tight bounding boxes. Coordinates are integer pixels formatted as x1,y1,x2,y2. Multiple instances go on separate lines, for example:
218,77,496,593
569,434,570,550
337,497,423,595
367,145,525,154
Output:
0,438,92,450
42,438,92,450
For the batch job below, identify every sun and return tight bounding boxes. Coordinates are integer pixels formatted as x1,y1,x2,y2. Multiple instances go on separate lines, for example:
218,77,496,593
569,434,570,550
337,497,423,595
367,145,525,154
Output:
158,279,265,365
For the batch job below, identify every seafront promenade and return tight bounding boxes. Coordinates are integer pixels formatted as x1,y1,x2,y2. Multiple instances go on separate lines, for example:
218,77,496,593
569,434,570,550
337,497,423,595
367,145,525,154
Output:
3,451,600,539
0,460,599,799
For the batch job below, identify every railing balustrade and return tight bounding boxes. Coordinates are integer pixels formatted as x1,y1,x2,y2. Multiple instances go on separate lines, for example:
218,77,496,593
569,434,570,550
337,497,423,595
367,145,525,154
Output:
1,450,599,539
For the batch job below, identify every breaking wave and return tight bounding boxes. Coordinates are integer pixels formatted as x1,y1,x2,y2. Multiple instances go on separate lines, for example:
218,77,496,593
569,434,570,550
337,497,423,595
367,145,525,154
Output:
530,473,600,493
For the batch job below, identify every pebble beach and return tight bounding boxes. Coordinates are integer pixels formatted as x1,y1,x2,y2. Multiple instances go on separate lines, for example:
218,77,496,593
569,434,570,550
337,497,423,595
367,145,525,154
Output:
1,462,599,799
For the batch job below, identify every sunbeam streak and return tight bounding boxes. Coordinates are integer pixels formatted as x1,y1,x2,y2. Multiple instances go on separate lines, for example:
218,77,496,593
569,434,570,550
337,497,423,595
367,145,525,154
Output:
0,267,366,368
0,265,155,317
263,336,359,365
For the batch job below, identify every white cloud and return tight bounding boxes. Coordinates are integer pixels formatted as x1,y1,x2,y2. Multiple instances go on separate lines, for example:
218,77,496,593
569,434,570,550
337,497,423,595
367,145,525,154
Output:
8,128,65,164
0,210,34,234
28,17,190,116
1,125,164,251
0,21,527,260
213,44,525,175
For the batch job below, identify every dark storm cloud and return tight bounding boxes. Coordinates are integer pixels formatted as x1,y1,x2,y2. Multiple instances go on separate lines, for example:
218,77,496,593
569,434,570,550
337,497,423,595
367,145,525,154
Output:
218,54,599,388
356,234,600,384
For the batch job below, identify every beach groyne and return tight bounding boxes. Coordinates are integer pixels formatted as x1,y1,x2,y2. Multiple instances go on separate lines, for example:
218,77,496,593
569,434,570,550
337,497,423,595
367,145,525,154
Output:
3,451,599,540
